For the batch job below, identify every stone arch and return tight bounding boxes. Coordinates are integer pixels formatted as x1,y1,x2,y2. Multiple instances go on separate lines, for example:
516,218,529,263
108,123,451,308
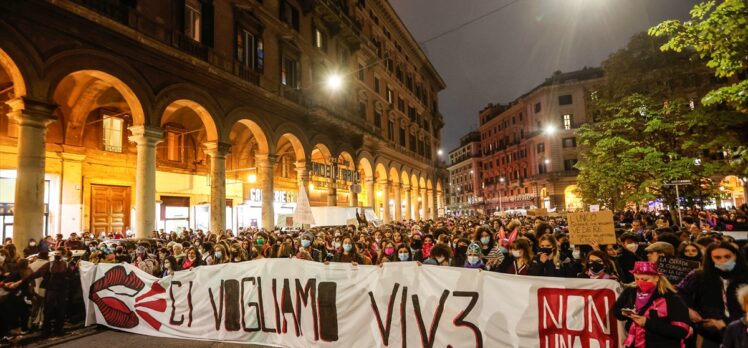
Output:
427,179,433,190
154,84,224,142
311,143,333,164
401,169,411,187
0,21,45,99
358,157,373,180
272,123,309,161
0,48,28,99
419,177,427,190
375,162,388,181
224,107,272,155
410,173,420,190
389,167,400,184
44,50,155,127
52,70,150,147
275,132,307,163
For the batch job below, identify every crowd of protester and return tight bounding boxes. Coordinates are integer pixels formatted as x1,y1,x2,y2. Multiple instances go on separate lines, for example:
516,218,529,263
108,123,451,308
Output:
0,204,747,347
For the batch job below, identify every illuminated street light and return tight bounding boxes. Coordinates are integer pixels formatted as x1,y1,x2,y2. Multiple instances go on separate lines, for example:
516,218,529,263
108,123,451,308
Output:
248,174,257,183
544,124,557,135
309,183,315,190
437,149,443,156
326,73,343,91
544,159,550,164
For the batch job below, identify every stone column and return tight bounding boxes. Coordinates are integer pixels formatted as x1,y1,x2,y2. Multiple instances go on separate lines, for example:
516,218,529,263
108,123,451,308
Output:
128,125,163,239
256,154,276,230
327,162,338,206
404,184,412,221
295,160,310,194
427,189,434,220
58,149,86,235
6,98,56,245
379,179,391,224
420,188,428,221
366,178,375,209
204,142,230,234
349,183,358,207
393,183,402,221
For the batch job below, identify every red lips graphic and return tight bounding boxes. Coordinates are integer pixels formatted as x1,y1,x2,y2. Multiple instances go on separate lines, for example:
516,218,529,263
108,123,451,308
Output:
89,265,168,331
89,266,145,328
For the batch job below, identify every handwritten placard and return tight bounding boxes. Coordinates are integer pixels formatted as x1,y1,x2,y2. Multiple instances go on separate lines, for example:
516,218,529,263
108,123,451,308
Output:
568,211,616,245
656,257,699,285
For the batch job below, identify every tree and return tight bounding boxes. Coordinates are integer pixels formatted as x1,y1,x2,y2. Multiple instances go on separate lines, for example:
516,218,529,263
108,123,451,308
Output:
649,0,748,113
576,33,747,209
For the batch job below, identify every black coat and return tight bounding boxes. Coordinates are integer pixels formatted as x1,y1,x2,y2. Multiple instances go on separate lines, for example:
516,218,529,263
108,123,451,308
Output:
676,269,748,342
614,287,692,348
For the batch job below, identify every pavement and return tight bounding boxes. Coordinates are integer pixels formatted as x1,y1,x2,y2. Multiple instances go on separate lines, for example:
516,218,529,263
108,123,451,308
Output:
7,326,272,348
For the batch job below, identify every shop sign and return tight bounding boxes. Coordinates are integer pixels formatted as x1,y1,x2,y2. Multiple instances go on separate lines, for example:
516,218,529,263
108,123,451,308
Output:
248,189,298,204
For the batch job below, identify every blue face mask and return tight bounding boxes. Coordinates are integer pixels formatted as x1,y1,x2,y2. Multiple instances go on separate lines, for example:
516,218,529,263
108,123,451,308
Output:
480,237,490,245
715,260,736,272
343,244,353,252
398,253,409,261
301,240,311,248
215,251,223,259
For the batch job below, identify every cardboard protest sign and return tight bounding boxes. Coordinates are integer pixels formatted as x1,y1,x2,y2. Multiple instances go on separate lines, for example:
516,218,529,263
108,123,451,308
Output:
568,211,616,245
656,257,699,285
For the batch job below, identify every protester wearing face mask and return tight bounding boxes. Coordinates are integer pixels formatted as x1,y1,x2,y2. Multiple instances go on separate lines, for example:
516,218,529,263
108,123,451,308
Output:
500,239,532,275
332,237,370,265
395,246,412,262
677,242,703,263
23,239,40,258
677,242,748,348
421,235,435,259
409,233,424,262
296,232,326,262
378,240,397,264
212,244,230,264
451,238,470,267
473,227,494,260
423,244,451,266
613,261,691,348
578,250,618,280
618,233,644,284
463,243,485,269
162,256,179,277
529,235,574,278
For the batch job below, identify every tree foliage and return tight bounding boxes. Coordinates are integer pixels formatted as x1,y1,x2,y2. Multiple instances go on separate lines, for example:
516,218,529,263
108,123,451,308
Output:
576,33,747,210
649,0,748,113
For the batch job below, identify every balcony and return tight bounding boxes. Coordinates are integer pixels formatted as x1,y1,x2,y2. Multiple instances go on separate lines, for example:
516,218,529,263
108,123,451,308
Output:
172,31,209,60
314,0,362,51
235,64,260,85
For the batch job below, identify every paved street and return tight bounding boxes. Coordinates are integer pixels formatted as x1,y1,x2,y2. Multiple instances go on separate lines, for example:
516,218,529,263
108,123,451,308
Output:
34,329,270,348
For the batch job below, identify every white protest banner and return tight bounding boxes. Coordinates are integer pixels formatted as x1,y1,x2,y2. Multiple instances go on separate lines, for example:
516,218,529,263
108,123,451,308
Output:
80,259,623,348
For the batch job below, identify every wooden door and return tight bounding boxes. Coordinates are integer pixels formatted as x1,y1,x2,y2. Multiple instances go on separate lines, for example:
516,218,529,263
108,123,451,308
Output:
91,185,131,235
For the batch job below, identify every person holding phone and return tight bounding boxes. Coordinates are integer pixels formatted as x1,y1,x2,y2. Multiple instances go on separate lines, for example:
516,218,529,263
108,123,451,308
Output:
613,261,692,348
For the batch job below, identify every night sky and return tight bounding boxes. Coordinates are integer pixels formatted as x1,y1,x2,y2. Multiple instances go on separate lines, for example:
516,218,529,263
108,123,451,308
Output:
389,0,701,151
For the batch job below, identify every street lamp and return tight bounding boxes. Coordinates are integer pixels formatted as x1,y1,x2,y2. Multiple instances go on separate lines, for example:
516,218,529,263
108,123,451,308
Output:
437,149,443,156
544,124,557,135
326,73,343,91
499,177,505,212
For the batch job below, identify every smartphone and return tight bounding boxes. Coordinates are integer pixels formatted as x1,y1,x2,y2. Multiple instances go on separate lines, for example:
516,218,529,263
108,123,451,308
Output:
622,308,636,316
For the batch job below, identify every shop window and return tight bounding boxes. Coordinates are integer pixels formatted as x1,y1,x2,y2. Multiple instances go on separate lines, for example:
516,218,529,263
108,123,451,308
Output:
161,196,190,232
102,115,124,153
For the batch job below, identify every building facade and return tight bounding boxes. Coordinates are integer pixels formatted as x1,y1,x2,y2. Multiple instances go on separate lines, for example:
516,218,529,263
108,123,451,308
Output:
478,68,603,214
446,131,481,216
0,0,446,244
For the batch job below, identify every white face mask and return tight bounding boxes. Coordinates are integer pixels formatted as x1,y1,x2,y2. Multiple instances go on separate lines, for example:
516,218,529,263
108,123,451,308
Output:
29,242,37,247
625,243,638,253
572,250,581,260
435,256,445,264
467,256,480,265
511,250,523,258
